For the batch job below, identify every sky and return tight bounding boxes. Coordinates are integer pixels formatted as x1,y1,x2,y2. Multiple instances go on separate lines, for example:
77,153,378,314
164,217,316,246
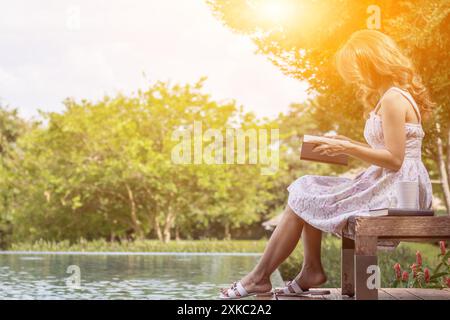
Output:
0,0,309,120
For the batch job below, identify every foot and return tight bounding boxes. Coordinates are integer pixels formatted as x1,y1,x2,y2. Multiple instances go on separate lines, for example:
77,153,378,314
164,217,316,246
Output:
220,272,272,298
275,265,327,294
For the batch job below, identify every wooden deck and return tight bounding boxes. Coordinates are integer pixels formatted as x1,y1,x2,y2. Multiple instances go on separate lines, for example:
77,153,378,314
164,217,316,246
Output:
256,288,450,300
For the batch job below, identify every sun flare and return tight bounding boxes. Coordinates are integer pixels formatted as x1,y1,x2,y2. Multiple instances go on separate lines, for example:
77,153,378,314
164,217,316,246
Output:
255,0,292,23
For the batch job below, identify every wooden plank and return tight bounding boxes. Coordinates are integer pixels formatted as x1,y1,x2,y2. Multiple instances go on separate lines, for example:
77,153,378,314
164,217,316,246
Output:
255,293,276,300
269,284,326,300
378,288,396,300
382,288,422,300
326,288,355,300
350,216,450,238
354,236,378,300
343,219,356,239
341,237,355,297
381,238,450,242
355,235,378,255
406,288,450,300
275,294,325,300
269,288,450,300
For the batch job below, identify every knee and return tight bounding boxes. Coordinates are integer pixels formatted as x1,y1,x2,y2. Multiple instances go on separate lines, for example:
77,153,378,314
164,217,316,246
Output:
284,205,304,223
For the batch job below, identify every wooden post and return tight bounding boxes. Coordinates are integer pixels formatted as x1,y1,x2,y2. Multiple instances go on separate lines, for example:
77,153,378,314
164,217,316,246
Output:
341,236,355,297
355,235,378,300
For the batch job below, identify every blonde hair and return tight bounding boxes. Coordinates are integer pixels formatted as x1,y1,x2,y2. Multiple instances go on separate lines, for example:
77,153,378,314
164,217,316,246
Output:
335,29,434,119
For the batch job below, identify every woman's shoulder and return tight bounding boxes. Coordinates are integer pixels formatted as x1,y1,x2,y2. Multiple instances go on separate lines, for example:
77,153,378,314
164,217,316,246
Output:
382,87,409,101
379,88,411,115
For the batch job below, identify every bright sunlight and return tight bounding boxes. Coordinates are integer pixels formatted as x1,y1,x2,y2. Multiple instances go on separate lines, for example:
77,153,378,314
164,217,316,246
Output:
255,0,292,22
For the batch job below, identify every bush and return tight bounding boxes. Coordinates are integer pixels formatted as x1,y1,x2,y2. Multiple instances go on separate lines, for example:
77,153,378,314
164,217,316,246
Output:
0,220,13,250
278,235,441,288
392,241,450,288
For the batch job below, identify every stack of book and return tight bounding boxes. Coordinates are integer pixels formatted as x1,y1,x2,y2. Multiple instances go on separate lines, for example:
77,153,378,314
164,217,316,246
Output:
368,208,434,217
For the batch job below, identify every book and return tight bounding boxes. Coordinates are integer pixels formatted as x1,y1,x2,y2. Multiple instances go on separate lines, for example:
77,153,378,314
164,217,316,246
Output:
369,208,435,217
300,135,349,166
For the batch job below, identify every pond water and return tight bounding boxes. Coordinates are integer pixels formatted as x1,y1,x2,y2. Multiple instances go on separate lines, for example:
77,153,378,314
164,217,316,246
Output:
0,252,283,300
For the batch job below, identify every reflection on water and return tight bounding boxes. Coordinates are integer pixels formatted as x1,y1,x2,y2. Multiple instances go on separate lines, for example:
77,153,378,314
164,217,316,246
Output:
0,253,283,300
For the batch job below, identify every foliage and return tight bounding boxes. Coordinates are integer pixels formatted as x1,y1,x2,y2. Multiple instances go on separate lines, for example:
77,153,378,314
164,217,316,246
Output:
10,239,267,253
1,1,448,247
207,0,450,129
2,80,280,243
391,241,450,289
207,0,450,208
279,235,443,288
0,106,30,248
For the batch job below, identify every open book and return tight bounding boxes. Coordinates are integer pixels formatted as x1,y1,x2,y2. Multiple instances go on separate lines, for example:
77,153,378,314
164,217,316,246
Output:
300,135,349,166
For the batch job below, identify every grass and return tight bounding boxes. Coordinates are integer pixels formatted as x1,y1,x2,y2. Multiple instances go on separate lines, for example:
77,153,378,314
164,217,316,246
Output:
8,237,444,288
8,238,267,253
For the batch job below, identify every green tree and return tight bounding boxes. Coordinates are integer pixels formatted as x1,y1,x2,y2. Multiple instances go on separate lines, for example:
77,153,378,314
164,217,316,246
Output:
0,106,30,248
7,80,278,242
208,0,450,209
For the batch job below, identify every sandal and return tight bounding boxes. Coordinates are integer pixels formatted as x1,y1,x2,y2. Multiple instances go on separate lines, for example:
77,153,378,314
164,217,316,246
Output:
219,281,273,300
274,280,331,297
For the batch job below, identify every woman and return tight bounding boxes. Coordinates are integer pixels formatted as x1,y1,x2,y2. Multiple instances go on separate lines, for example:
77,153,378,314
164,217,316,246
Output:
220,29,434,299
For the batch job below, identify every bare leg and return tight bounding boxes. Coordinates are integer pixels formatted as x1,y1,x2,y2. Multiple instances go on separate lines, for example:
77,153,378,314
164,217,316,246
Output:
221,205,304,296
273,222,327,293
296,223,327,289
252,206,305,278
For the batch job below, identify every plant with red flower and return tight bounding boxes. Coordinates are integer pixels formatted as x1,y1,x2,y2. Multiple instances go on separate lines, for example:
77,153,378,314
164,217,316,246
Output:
424,268,430,283
440,241,447,256
402,271,409,282
394,263,401,280
410,263,417,278
416,251,422,266
392,241,450,289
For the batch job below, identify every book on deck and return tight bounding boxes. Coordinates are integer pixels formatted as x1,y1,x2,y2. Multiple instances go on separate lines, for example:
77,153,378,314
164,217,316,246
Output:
300,135,349,166
369,208,435,217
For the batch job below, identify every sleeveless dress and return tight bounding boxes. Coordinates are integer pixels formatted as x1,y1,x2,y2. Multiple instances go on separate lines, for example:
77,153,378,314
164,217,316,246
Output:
287,87,433,236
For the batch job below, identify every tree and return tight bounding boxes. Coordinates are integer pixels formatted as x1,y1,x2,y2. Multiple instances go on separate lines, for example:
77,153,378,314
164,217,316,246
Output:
6,80,278,242
0,106,30,248
208,0,450,210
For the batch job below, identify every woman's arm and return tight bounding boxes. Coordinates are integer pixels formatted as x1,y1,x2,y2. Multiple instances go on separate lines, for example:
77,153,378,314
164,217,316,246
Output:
350,140,371,148
327,135,371,148
313,92,409,171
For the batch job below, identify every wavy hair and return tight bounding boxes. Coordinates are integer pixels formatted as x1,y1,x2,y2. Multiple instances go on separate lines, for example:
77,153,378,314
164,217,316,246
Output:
335,29,434,119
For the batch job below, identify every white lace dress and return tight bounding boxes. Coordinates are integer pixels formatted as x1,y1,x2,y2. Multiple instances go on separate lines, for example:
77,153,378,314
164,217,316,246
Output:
287,87,433,236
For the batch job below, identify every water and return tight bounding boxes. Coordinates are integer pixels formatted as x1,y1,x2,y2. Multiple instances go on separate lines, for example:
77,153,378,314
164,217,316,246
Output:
0,253,283,300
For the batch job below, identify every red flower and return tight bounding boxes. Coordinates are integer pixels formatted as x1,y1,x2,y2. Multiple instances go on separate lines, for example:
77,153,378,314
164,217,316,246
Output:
424,268,430,283
446,277,450,288
394,263,402,280
402,271,409,282
410,263,417,278
440,241,447,256
416,251,422,266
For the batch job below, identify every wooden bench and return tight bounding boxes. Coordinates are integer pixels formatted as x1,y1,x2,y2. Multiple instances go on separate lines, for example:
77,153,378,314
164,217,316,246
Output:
341,216,450,300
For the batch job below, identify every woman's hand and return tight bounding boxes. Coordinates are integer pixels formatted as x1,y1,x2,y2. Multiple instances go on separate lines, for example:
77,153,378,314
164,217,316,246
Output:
324,134,353,142
310,139,355,156
325,134,371,148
